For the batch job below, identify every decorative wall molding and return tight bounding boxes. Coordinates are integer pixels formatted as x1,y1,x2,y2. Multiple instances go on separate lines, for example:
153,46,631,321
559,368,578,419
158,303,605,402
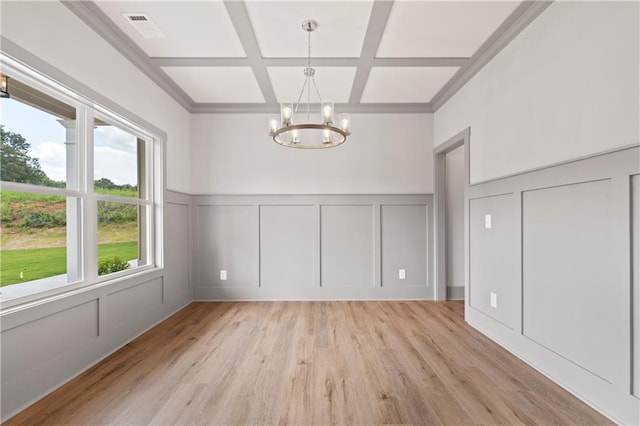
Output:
464,145,640,424
192,194,434,301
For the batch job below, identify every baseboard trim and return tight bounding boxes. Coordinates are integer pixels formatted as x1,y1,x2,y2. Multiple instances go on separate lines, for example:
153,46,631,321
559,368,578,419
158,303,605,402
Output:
194,286,432,301
446,286,465,300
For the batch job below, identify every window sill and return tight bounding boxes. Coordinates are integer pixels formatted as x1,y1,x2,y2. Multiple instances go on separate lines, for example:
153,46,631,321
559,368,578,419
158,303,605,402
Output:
0,264,161,313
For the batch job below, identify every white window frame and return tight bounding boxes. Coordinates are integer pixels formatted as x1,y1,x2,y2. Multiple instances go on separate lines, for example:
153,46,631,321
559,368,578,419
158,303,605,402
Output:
0,55,164,309
90,111,157,283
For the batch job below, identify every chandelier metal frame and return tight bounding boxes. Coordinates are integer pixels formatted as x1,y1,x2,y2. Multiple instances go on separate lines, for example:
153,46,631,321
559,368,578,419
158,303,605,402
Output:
268,20,351,149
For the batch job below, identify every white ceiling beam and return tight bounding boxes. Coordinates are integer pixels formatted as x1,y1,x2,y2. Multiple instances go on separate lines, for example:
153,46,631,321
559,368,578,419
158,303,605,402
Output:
223,0,277,104
61,0,551,115
348,0,395,104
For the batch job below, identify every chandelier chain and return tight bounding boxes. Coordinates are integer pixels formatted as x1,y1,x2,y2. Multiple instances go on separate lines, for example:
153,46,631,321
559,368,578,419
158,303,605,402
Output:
307,30,312,120
307,30,311,70
307,38,311,119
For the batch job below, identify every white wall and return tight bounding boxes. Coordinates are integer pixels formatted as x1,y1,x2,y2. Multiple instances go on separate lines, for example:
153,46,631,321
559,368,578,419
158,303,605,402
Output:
433,2,640,422
0,1,192,193
434,1,639,184
191,113,433,194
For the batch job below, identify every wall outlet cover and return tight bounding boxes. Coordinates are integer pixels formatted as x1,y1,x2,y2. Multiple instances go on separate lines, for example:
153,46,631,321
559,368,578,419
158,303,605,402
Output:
490,292,497,308
399,269,406,280
485,214,492,229
220,270,227,280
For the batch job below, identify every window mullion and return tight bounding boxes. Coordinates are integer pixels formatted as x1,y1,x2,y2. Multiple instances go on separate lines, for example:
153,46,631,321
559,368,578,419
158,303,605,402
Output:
0,181,80,197
94,194,151,205
82,106,98,283
60,118,82,283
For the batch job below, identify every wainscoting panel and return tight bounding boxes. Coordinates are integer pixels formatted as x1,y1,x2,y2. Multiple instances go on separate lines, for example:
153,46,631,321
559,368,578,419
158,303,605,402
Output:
260,205,315,292
193,195,432,300
1,299,99,415
321,205,375,288
469,194,518,329
106,278,164,332
632,174,640,399
196,205,258,288
522,179,616,382
1,300,99,383
381,205,428,287
165,201,191,304
464,145,640,424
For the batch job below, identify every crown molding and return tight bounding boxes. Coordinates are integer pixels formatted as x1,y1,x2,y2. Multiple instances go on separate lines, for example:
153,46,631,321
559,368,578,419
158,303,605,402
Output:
150,57,469,68
61,0,195,112
430,0,554,111
191,103,433,114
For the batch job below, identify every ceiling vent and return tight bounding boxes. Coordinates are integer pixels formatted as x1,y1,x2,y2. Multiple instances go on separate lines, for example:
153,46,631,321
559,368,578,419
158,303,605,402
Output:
122,13,164,39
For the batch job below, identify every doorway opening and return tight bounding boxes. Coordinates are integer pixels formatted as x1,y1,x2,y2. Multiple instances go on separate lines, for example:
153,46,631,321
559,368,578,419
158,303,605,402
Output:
434,128,470,301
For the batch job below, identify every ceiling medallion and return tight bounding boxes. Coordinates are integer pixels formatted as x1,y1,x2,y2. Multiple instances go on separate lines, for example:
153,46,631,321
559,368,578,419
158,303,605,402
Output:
268,20,351,149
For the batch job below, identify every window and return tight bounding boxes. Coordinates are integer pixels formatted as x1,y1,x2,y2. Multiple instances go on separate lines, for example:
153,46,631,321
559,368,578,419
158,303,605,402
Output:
93,120,152,276
0,59,162,306
0,77,81,290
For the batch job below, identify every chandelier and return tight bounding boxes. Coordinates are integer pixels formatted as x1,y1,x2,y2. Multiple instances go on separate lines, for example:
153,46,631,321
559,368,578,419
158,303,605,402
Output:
268,20,351,149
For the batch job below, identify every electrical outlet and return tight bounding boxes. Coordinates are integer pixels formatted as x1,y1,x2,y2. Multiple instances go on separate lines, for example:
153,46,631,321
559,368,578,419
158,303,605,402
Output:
490,292,497,308
485,214,492,229
399,269,406,280
220,270,227,280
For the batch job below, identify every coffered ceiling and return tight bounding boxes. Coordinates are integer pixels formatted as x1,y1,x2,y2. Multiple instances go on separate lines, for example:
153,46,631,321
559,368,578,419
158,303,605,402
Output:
63,0,552,113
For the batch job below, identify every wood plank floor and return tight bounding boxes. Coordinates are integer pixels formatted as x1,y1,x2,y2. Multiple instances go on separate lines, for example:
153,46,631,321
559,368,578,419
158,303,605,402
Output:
6,301,611,425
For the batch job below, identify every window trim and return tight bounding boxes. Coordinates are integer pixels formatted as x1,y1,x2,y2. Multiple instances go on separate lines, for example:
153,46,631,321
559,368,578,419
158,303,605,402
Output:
92,112,157,279
0,53,165,310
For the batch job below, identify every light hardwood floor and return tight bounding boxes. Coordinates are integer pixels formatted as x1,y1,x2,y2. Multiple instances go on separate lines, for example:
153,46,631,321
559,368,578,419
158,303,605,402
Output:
6,301,610,425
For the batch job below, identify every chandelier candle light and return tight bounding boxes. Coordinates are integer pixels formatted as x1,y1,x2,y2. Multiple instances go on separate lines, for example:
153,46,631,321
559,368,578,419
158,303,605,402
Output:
0,75,10,98
268,20,351,149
